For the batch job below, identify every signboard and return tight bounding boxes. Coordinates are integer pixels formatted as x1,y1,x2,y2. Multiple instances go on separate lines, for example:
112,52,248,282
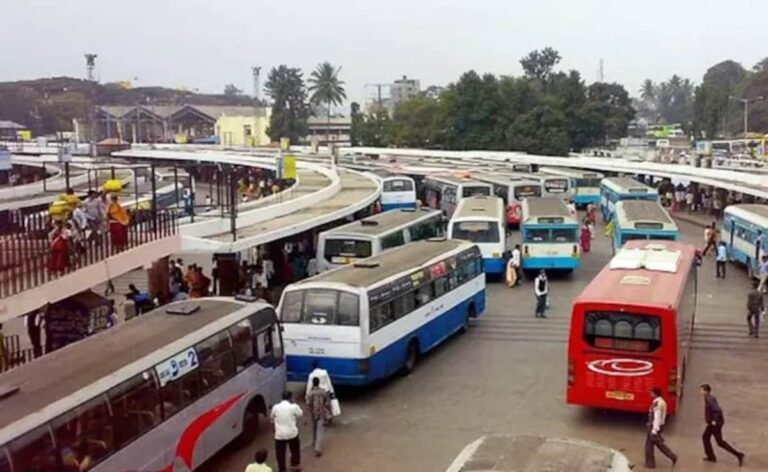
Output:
0,148,11,171
155,348,199,387
283,155,297,180
280,137,290,150
58,144,72,163
16,130,31,141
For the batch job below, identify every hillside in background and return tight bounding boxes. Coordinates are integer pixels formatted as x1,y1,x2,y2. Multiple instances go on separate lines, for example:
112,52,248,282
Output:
0,77,258,134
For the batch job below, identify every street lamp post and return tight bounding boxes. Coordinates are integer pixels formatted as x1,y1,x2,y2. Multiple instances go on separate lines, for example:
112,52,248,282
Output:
729,95,766,138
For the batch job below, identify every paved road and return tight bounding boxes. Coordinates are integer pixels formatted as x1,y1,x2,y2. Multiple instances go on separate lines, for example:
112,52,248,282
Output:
201,217,768,472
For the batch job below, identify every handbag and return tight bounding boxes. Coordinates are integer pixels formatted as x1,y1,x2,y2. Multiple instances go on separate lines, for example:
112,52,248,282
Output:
330,392,341,417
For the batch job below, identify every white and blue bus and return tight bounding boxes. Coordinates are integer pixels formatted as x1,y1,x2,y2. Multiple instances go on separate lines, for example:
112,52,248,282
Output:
510,172,573,201
539,167,604,208
423,175,493,218
613,200,679,251
379,174,417,210
278,239,485,385
476,173,543,226
600,177,658,221
317,208,444,272
448,196,507,275
721,204,768,278
520,197,580,272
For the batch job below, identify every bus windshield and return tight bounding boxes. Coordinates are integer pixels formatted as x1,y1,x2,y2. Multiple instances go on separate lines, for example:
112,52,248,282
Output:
583,311,661,352
280,289,360,326
324,238,372,262
514,185,541,199
462,186,491,197
383,179,414,192
453,221,500,243
524,228,575,242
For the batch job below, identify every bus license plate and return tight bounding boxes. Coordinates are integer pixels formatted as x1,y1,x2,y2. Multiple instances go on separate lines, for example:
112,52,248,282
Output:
606,390,634,401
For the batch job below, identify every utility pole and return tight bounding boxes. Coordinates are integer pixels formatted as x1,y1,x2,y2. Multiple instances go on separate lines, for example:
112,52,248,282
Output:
729,95,766,138
251,66,261,103
85,54,98,154
365,83,391,113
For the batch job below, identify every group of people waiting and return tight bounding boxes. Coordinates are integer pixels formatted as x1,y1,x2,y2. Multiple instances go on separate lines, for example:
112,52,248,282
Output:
48,188,130,273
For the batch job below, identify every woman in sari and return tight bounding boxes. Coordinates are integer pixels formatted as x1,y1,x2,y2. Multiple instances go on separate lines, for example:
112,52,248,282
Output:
580,220,591,253
48,220,69,272
107,194,130,248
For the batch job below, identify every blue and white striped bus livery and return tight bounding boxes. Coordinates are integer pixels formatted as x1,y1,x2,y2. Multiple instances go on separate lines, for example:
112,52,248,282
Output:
538,167,604,208
278,239,486,386
722,204,768,278
600,177,658,222
521,197,581,272
379,174,417,210
448,196,507,275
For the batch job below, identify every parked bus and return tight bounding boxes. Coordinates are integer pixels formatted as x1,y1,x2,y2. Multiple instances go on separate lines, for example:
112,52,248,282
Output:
317,208,444,272
0,298,285,471
378,174,417,210
278,239,485,385
721,204,768,278
510,163,534,173
567,241,697,414
539,167,604,207
476,174,543,226
613,200,678,251
448,196,507,275
600,177,658,221
423,176,492,218
514,172,572,201
520,197,581,272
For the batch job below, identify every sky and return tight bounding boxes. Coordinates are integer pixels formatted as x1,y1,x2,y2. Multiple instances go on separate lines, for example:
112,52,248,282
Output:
1,0,767,107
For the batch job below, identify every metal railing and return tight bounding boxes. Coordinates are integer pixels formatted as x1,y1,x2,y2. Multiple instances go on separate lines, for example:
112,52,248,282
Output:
0,334,34,373
0,209,179,299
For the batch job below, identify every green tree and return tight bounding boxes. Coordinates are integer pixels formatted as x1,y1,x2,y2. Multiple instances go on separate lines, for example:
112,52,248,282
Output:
520,47,562,83
505,103,570,155
223,84,242,97
350,102,363,146
656,75,694,127
438,71,502,149
308,62,347,145
640,79,656,102
358,108,391,147
585,82,635,144
390,97,440,147
264,65,310,144
693,60,746,138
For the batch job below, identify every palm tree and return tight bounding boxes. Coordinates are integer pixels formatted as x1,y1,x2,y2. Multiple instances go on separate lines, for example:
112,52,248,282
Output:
640,79,656,102
308,62,347,147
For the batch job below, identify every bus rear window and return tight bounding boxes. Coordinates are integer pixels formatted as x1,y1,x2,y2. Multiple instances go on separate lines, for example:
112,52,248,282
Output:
281,290,360,326
583,311,661,352
552,228,576,242
324,239,372,262
544,179,568,193
514,185,541,199
383,179,414,192
452,221,500,243
462,186,491,197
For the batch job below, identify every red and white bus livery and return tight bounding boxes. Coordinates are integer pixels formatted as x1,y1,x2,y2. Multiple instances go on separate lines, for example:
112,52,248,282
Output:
476,174,543,226
566,240,697,414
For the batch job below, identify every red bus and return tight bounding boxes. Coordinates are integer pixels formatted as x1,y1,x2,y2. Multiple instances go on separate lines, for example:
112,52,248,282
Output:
566,240,697,414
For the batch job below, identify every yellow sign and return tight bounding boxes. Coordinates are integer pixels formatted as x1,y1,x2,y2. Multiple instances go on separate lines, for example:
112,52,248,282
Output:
283,155,297,179
280,137,290,150
17,130,31,141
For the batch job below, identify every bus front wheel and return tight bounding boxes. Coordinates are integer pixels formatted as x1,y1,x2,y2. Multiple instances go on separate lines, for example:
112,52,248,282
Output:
460,304,475,334
402,340,419,375
237,396,266,446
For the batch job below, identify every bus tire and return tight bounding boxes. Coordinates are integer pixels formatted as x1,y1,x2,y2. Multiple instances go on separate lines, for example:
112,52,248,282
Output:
460,303,475,334
237,396,266,446
402,339,419,375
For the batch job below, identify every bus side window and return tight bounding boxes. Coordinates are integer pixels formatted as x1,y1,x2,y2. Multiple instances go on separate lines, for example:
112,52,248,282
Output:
159,366,201,419
434,276,448,298
381,231,406,250
255,326,281,367
8,426,57,472
416,284,432,306
196,330,235,394
230,320,256,372
51,395,113,468
337,292,360,326
107,371,161,448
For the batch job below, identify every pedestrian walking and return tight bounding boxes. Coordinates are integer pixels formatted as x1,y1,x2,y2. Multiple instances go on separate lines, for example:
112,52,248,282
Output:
534,270,548,318
306,377,331,457
747,280,763,338
702,223,717,256
245,449,272,472
700,383,745,466
644,387,677,469
716,241,727,278
686,189,694,213
270,391,303,472
580,220,591,253
506,244,521,288
757,255,768,293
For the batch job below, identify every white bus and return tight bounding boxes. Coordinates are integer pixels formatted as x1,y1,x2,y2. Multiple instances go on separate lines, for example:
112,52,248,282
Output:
511,172,573,201
722,204,768,278
613,200,679,250
521,197,581,272
0,298,285,472
423,176,492,218
600,177,658,221
317,208,444,272
278,239,486,386
448,196,507,275
475,174,543,226
538,167,604,207
378,174,417,211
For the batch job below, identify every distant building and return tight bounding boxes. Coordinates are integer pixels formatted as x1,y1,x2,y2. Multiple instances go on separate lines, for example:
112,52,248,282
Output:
306,116,351,146
216,108,271,147
390,75,420,111
0,120,27,140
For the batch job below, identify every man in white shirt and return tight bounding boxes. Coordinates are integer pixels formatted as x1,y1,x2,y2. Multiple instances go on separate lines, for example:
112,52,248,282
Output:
506,245,521,288
644,387,678,468
534,270,548,318
270,391,303,472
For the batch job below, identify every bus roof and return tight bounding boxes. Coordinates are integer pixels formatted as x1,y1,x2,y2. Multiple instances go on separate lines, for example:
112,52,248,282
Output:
293,239,471,288
0,299,272,440
522,197,573,223
539,167,605,179
615,200,676,230
475,173,539,186
452,196,504,221
425,175,490,187
724,204,768,228
575,240,695,310
323,208,441,237
601,177,655,195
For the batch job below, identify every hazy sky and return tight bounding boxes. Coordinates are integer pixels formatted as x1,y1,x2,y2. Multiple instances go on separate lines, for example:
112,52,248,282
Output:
1,0,766,106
